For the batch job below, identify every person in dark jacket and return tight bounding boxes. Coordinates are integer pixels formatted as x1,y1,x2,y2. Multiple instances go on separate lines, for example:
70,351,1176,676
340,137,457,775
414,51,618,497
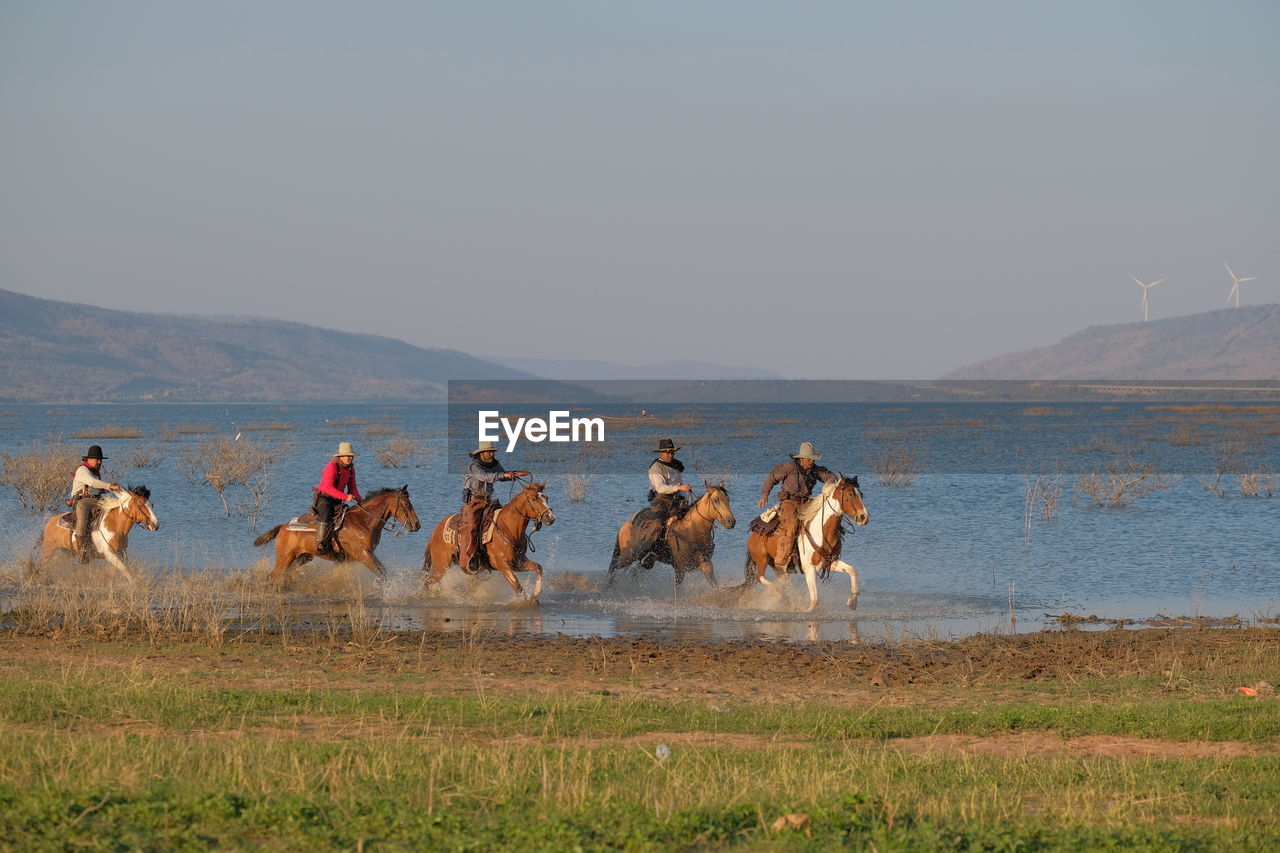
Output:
457,441,529,571
757,442,837,571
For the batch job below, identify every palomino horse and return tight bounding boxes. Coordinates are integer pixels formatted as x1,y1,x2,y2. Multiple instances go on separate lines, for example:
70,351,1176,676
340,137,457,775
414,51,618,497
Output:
38,487,160,582
608,481,736,587
254,486,420,586
423,482,556,601
745,476,869,611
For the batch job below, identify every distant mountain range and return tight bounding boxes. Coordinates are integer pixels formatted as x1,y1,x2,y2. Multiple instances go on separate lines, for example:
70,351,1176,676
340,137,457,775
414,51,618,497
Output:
0,288,536,402
945,305,1280,380
484,355,783,381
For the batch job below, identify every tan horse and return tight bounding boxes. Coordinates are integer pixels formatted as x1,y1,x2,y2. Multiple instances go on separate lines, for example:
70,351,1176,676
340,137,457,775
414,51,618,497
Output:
423,482,556,601
608,481,736,587
254,486,420,586
745,476,869,611
37,486,160,582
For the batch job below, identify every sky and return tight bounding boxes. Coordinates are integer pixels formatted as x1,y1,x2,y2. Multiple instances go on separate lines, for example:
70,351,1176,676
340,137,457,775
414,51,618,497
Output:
1,1,1276,378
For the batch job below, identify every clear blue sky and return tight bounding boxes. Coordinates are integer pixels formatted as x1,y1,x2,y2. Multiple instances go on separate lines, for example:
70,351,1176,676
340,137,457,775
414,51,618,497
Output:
2,1,1275,377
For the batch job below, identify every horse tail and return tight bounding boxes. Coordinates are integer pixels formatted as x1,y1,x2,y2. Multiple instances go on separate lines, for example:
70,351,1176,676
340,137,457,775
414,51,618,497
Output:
743,550,756,585
607,540,622,575
253,525,284,547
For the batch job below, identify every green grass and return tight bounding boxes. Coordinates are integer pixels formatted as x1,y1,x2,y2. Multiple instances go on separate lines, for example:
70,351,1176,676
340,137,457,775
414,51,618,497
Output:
2,658,1279,850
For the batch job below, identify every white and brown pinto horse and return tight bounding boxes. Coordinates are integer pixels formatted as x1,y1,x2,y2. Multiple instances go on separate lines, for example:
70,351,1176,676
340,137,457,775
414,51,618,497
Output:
608,481,736,587
38,486,160,581
423,482,556,601
745,476,869,611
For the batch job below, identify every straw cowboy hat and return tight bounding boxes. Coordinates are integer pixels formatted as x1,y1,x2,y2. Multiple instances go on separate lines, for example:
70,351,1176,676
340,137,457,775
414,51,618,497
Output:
653,438,680,453
471,441,499,456
792,442,822,461
82,445,107,460
332,442,357,458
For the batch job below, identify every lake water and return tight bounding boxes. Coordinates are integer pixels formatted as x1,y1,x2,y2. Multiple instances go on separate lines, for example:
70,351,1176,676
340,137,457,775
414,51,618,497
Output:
1,401,1276,642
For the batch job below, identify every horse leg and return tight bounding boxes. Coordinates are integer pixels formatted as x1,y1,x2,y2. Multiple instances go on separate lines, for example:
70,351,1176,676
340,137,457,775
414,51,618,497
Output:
833,560,859,609
354,550,388,581
698,558,717,588
94,535,135,583
518,559,543,600
493,560,525,598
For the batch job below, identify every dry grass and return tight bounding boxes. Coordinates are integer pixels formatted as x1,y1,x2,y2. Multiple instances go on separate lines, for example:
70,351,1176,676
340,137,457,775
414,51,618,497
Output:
240,422,293,432
1076,458,1177,508
869,442,921,487
0,438,79,512
73,426,143,439
119,445,165,470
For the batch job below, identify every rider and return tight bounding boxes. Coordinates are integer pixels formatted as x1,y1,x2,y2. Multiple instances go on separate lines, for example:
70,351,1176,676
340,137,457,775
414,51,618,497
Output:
314,442,362,555
648,438,693,526
457,441,529,571
757,441,837,571
70,444,123,562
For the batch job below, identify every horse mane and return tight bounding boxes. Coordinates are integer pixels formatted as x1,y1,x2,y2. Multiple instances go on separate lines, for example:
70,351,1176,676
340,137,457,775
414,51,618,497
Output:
126,485,151,501
361,487,401,501
797,483,837,523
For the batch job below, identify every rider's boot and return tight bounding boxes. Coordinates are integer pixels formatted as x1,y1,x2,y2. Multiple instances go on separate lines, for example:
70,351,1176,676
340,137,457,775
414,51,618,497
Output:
315,523,332,555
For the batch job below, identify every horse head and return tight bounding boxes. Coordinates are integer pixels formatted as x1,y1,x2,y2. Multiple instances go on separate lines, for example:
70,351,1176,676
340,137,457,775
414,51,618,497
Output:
835,475,869,526
120,485,160,531
700,479,736,529
514,482,556,527
392,485,421,533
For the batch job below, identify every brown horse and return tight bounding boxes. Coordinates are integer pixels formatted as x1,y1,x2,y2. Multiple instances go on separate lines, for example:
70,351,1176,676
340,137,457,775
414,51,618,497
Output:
608,481,736,587
254,486,420,586
37,486,160,582
745,476,869,611
423,482,556,601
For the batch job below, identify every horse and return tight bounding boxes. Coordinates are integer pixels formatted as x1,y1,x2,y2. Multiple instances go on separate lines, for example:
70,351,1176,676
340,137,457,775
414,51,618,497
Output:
608,481,736,587
745,476,869,611
423,482,556,601
37,486,160,582
253,486,421,586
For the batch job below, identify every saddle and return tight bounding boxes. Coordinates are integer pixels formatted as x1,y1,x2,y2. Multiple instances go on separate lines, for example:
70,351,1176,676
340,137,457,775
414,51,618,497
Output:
749,504,781,536
284,504,349,533
441,503,500,548
54,501,105,531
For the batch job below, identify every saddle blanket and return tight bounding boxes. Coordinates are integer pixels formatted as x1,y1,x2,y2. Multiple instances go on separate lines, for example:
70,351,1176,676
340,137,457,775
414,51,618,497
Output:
441,513,496,547
285,516,316,533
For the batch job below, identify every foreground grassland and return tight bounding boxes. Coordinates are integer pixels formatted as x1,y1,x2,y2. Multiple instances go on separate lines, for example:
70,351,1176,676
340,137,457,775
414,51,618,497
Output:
1,626,1279,851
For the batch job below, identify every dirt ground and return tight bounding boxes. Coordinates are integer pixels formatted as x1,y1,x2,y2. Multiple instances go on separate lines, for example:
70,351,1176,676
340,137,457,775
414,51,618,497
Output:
4,627,1278,761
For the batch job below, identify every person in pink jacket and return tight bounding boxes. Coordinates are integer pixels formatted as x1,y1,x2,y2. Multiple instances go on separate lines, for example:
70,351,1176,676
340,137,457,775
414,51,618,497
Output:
314,442,362,554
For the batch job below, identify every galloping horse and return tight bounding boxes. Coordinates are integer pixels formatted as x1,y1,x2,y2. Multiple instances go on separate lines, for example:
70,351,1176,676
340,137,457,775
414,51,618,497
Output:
254,486,420,586
608,481,736,587
423,482,555,601
37,486,160,582
745,476,868,611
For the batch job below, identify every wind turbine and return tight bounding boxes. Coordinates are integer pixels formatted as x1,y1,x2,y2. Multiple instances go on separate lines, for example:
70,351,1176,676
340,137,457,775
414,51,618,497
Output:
1224,263,1258,308
1129,274,1165,322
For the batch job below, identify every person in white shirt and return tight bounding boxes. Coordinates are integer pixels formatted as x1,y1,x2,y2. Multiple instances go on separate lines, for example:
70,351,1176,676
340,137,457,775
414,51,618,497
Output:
70,444,122,562
648,438,692,525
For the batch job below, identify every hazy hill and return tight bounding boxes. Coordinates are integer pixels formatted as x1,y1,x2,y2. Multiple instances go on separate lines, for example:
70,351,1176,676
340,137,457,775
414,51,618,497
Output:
944,305,1280,380
0,288,537,402
485,355,783,380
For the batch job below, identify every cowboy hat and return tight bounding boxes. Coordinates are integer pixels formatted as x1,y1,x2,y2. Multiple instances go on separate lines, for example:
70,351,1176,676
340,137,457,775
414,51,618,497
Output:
82,444,107,460
653,438,680,453
792,442,822,461
332,442,357,458
471,441,499,456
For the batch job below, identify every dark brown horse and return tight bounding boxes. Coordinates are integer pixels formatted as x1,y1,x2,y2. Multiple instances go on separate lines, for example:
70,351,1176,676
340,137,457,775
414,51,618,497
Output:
423,482,556,601
254,486,420,586
745,476,868,611
37,486,159,582
608,481,736,587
